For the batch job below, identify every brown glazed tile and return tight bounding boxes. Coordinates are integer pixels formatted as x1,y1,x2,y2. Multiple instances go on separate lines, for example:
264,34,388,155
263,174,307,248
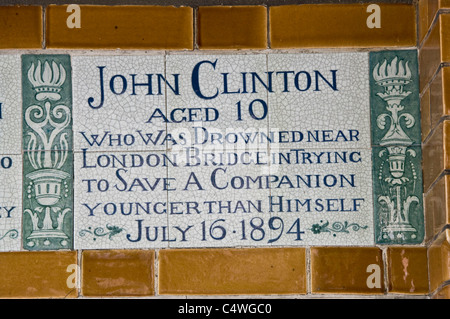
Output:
0,6,42,49
0,251,77,298
46,5,193,49
310,247,384,294
270,4,415,49
420,19,441,93
197,6,267,49
425,175,450,242
158,248,306,295
81,249,155,297
420,14,450,92
422,121,450,192
432,284,450,299
421,87,432,142
429,69,443,129
428,229,450,293
387,247,429,294
440,14,450,62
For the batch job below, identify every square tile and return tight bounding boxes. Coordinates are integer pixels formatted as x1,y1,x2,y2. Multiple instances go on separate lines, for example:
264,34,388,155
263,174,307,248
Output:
311,247,384,294
424,175,450,242
197,6,267,49
46,5,193,50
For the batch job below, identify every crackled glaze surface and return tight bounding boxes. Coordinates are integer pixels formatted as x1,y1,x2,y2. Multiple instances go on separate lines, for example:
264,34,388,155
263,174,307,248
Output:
0,55,22,251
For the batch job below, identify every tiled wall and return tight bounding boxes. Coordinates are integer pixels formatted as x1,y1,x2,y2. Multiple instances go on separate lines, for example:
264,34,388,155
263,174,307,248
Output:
0,1,447,299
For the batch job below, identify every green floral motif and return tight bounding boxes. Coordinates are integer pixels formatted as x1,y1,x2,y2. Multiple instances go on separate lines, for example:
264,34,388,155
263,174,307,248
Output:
310,220,368,237
0,229,19,241
79,224,123,241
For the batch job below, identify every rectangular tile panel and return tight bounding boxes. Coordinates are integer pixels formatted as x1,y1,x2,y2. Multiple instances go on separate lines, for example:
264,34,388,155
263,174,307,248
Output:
46,5,193,50
14,51,425,249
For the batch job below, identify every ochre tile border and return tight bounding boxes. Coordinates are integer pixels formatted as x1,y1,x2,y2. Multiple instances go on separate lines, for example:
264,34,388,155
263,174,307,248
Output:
270,4,416,49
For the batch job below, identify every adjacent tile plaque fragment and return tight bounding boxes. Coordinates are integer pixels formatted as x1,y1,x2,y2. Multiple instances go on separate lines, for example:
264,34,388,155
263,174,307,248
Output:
22,55,73,250
2,50,423,250
71,52,385,249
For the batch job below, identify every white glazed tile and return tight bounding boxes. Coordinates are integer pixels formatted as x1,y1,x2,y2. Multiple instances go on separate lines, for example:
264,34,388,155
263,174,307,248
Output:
73,151,169,249
269,148,374,246
72,55,167,152
166,54,269,154
0,55,22,155
268,52,370,150
0,154,22,251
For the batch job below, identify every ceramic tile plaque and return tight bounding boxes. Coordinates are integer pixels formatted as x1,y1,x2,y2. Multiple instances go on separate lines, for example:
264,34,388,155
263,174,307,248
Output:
0,50,424,251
